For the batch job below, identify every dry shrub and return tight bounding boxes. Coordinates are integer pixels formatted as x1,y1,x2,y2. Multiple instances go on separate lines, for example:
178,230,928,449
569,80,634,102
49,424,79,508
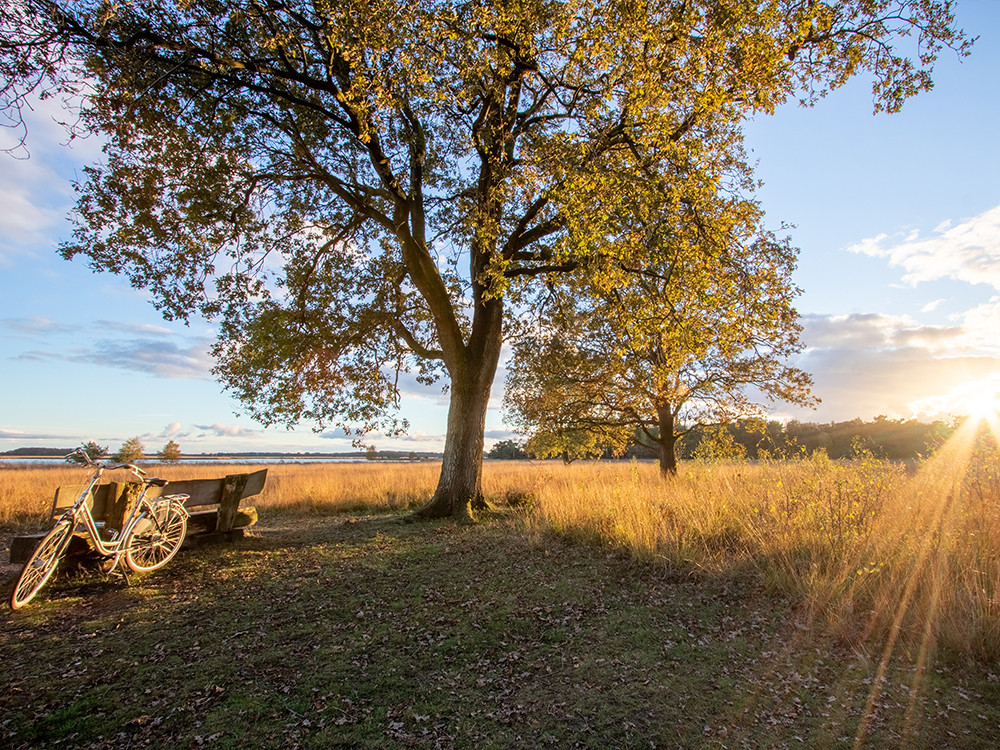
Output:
802,429,1000,662
252,462,440,513
0,463,87,528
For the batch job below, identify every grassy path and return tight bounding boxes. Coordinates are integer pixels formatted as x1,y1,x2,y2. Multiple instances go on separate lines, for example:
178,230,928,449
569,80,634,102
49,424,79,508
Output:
3,510,999,748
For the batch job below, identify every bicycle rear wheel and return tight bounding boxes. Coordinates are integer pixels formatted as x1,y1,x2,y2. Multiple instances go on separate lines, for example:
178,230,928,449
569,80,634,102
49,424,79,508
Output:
123,503,187,573
10,520,73,610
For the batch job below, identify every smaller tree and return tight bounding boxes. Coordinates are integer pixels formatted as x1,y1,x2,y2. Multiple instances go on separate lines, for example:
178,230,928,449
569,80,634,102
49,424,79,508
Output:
158,440,182,464
505,204,817,476
114,436,145,463
486,439,529,460
365,445,378,461
68,440,107,464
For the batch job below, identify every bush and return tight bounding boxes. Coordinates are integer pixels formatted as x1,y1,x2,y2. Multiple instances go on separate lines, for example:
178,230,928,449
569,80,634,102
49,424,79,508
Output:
68,440,107,464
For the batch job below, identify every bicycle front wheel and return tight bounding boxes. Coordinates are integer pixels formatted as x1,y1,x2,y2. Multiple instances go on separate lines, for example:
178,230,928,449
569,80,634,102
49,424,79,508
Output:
11,520,73,610
123,503,187,573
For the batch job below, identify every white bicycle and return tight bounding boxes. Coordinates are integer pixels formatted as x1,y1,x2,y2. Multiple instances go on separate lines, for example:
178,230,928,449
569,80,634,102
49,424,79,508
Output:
10,449,190,609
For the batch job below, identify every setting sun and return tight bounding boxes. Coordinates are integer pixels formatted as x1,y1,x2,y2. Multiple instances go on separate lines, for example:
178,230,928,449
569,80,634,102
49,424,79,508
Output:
909,375,1000,423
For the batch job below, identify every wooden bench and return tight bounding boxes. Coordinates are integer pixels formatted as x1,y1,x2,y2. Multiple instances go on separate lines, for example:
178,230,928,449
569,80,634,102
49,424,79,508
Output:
9,469,267,565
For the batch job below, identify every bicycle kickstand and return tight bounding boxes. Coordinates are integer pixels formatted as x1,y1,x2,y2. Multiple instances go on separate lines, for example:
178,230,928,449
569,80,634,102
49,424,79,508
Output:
107,555,132,586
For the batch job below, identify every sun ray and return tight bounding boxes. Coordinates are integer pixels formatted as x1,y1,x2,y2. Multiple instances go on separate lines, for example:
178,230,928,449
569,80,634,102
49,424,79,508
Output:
853,414,986,748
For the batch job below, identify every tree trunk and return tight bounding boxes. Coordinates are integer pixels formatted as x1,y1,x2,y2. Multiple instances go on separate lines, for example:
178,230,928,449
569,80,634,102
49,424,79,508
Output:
413,307,503,521
405,118,505,520
656,402,678,476
413,377,492,521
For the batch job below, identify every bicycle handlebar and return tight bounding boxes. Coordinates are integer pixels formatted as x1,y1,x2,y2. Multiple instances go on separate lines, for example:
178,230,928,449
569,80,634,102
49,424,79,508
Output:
64,450,153,482
106,462,144,474
65,448,96,465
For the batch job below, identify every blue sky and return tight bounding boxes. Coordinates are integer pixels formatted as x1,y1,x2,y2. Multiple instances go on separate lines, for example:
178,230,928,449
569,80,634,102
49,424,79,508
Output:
2,2,999,455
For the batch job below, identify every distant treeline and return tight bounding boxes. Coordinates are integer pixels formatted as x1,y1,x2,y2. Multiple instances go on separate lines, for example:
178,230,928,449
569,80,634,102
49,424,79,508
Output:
0,447,71,457
0,447,444,460
5,419,957,463
674,417,954,461
489,416,957,462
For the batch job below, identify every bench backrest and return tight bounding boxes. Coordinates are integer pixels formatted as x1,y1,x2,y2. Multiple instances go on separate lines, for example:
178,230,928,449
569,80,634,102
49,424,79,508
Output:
51,469,268,531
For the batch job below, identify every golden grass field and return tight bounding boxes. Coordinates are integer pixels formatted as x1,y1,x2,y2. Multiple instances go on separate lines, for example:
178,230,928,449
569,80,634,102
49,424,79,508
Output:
3,421,1000,665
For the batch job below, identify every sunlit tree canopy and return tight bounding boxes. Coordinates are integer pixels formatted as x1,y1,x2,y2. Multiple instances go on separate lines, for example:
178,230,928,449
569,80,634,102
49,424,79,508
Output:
0,0,971,517
505,189,818,474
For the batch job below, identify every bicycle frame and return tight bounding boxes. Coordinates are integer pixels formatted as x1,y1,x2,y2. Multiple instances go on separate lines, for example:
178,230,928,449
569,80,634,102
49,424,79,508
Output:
57,456,189,572
11,450,191,609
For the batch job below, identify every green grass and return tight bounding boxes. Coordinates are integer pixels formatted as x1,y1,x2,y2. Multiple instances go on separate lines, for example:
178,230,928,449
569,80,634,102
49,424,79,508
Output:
3,508,1000,749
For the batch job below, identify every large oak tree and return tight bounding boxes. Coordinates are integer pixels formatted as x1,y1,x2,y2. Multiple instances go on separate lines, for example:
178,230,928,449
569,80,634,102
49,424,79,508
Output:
0,1,970,518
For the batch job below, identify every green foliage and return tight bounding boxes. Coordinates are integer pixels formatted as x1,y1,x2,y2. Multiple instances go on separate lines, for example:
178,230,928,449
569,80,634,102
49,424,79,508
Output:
486,439,528,460
157,440,182,464
504,197,817,474
113,436,145,464
525,428,626,464
678,416,957,461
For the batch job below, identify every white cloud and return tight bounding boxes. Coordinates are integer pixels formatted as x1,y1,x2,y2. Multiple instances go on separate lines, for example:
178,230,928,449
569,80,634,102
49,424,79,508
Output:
97,320,174,336
393,430,446,444
2,87,106,164
85,338,215,379
956,297,1000,355
0,428,69,441
0,180,65,247
194,423,258,438
803,206,1000,423
800,313,963,354
319,428,353,440
392,370,449,406
847,204,1000,289
484,429,519,441
2,316,79,335
0,92,106,263
845,232,889,258
365,430,446,451
12,335,215,379
908,374,1000,420
159,422,185,438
